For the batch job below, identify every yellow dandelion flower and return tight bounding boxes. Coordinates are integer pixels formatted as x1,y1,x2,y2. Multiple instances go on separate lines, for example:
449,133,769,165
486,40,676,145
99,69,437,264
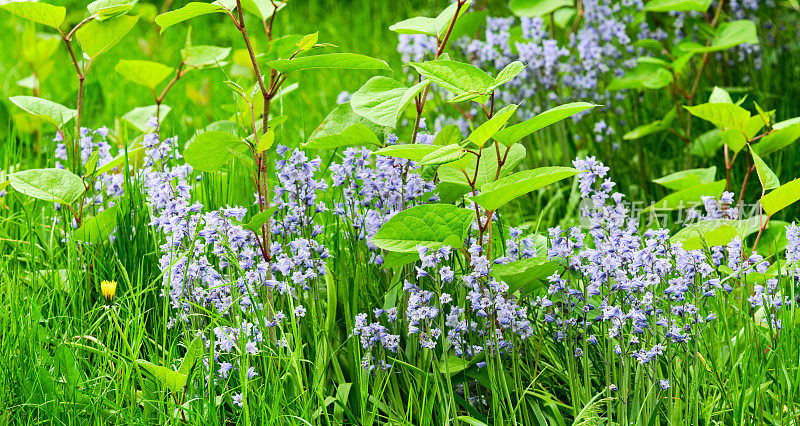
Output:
101,280,117,302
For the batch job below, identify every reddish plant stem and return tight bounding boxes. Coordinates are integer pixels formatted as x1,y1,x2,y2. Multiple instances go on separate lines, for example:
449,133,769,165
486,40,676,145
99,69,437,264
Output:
409,0,467,145
738,150,755,212
154,62,188,128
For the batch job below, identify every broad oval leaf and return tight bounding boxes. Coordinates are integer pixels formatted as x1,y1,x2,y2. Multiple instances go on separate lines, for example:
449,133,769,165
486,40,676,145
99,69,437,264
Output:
749,148,779,191
241,0,285,20
709,86,733,104
372,204,474,253
510,0,573,17
184,131,246,172
74,205,118,243
305,103,382,149
491,256,562,294
623,120,665,140
155,2,227,34
608,63,672,91
389,1,471,37
683,20,759,53
115,59,174,89
243,206,280,233
408,60,494,100
752,124,800,157
433,124,463,146
76,15,139,59
0,1,66,29
488,61,526,91
438,143,527,189
468,104,518,146
135,360,187,393
181,45,231,68
350,77,429,128
644,0,711,12
671,220,737,250
684,102,750,131
88,0,138,20
494,102,598,146
761,178,800,217
690,129,723,157
123,105,171,132
266,53,391,74
470,167,579,211
653,167,716,190
419,144,464,166
9,96,77,129
10,168,85,204
644,180,725,212
374,144,440,161
177,334,205,376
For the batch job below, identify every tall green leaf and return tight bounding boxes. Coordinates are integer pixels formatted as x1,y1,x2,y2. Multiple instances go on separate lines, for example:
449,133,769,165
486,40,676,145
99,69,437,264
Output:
241,0,285,20
752,124,800,157
487,61,526,91
178,335,205,376
607,63,672,90
623,120,666,140
418,144,465,166
136,360,187,393
374,144,440,161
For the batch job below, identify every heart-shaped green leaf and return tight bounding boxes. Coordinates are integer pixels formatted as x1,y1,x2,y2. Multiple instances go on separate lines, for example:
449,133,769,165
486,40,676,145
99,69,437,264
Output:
10,168,85,205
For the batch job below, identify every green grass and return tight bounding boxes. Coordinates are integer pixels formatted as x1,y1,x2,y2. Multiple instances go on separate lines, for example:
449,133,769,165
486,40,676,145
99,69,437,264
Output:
3,0,800,425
